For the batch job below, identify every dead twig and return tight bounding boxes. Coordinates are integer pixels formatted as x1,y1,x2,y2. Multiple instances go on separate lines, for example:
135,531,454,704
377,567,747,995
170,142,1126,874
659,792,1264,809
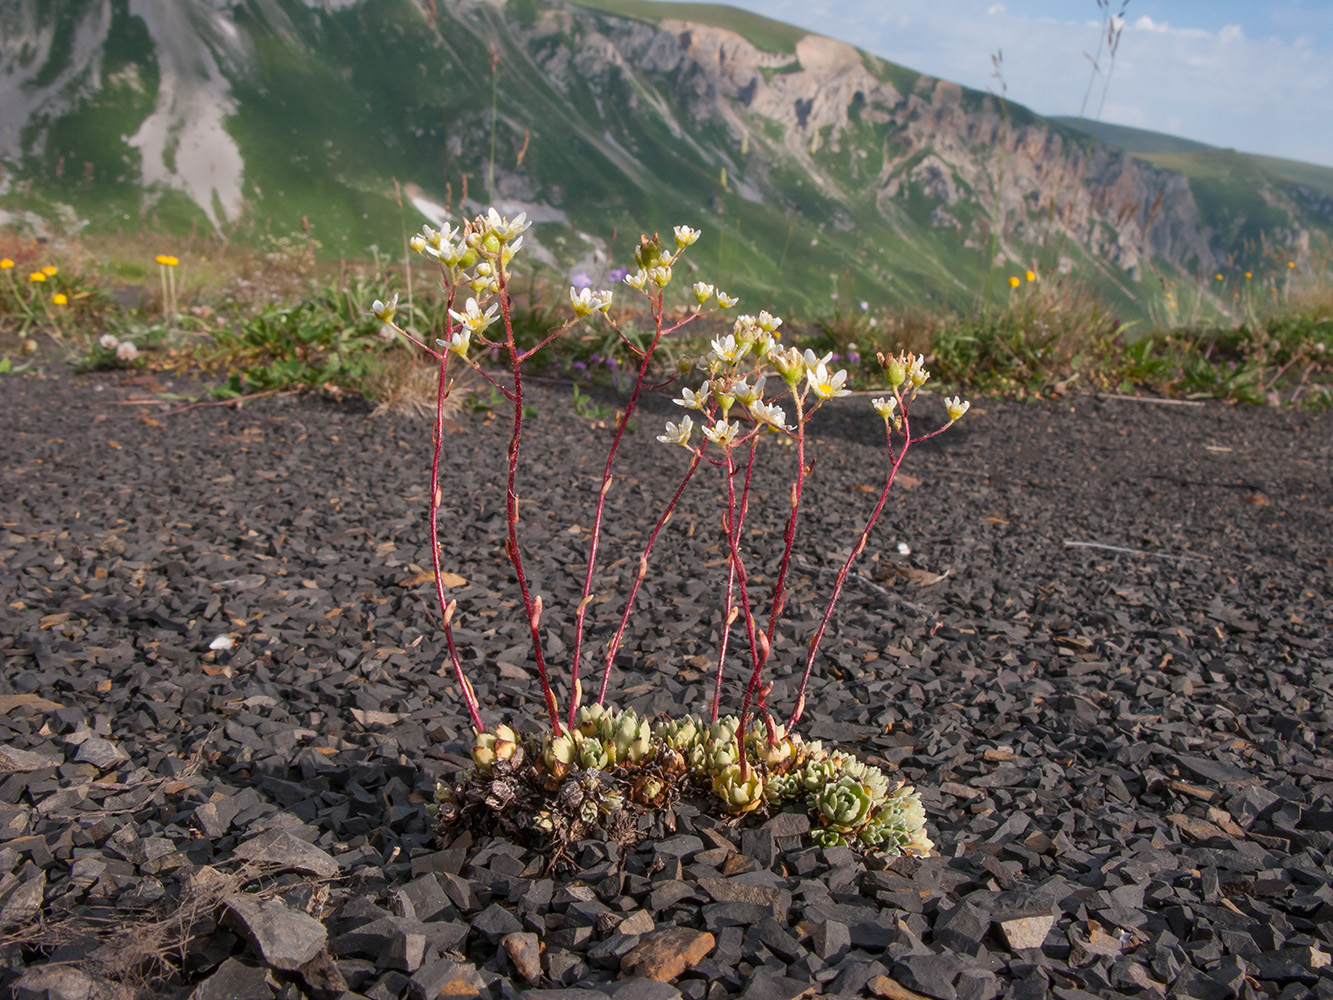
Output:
1064,539,1208,563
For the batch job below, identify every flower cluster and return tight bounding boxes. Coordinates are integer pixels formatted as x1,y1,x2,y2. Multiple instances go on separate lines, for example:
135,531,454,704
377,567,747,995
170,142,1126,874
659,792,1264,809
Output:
659,318,869,453
96,334,141,362
405,209,532,361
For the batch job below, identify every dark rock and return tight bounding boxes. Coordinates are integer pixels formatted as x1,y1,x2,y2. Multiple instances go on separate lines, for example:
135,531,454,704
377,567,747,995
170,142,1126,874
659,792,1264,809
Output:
406,958,483,1000
224,895,329,972
190,959,275,1000
894,953,965,1000
932,900,989,956
233,829,340,878
471,902,523,944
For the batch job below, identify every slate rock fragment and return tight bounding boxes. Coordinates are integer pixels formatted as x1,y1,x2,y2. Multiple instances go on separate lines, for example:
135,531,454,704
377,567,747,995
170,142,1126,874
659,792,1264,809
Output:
224,895,329,971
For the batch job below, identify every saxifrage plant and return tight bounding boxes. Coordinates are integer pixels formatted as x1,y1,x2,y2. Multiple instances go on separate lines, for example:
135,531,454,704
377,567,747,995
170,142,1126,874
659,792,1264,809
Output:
374,207,968,856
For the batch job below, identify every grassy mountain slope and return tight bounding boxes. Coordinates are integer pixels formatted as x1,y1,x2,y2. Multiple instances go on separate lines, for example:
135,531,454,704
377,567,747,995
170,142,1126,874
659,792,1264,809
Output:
2,0,1328,319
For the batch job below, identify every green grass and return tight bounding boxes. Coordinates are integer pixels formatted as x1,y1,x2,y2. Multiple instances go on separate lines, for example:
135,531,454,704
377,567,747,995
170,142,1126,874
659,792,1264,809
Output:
566,0,807,53
1050,116,1214,156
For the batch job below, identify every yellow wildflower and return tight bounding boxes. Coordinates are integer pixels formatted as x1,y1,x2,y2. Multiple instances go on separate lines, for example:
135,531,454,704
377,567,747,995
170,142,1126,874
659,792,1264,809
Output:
156,254,179,267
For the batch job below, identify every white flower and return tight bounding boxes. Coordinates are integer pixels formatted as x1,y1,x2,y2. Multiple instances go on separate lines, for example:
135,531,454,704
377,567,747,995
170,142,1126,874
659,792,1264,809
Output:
98,334,119,350
624,269,649,290
755,332,778,356
674,382,711,410
807,361,850,400
501,237,523,266
871,396,898,421
732,375,765,406
945,396,970,422
656,415,694,448
803,349,833,374
907,355,930,388
408,234,428,254
469,275,500,296
702,418,740,447
749,400,789,429
674,225,701,248
716,291,738,308
648,264,673,287
445,329,471,357
756,310,783,333
692,282,715,305
710,334,748,364
448,297,500,333
484,208,529,240
370,293,398,322
115,341,139,362
570,286,613,316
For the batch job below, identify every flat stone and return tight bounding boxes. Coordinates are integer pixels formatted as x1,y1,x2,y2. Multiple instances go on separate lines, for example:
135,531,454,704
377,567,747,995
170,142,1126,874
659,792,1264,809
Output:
621,927,715,982
954,968,999,1000
654,835,704,859
1070,922,1122,962
812,918,851,962
932,900,989,956
14,965,104,1000
407,958,483,1000
1176,754,1254,785
741,828,777,868
189,959,276,1000
472,902,523,944
296,950,347,995
1,872,44,929
868,976,937,1000
617,909,655,936
702,901,771,930
696,877,784,916
233,829,340,878
0,746,52,773
502,932,542,985
224,895,328,971
395,873,453,922
894,953,964,1000
611,979,684,1000
761,812,810,838
737,971,816,1000
832,959,891,996
380,929,428,973
996,912,1055,951
73,737,129,770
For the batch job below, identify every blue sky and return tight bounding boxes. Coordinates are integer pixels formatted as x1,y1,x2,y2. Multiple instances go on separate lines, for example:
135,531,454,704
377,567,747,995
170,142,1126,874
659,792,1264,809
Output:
656,0,1333,168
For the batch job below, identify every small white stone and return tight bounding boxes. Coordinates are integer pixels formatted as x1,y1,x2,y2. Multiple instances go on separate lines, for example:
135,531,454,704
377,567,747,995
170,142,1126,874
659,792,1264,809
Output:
209,635,234,651
897,542,911,555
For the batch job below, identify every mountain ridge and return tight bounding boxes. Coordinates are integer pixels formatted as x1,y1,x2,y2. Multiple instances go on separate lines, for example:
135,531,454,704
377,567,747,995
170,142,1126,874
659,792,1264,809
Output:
1,0,1328,314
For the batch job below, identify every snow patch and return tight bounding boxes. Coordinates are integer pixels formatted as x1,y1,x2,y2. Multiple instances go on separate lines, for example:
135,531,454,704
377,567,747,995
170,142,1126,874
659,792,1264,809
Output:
127,0,245,231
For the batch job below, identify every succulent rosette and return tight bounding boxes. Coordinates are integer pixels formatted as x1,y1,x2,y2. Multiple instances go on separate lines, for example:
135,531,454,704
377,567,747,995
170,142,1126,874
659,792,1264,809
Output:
815,776,876,834
712,763,765,815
